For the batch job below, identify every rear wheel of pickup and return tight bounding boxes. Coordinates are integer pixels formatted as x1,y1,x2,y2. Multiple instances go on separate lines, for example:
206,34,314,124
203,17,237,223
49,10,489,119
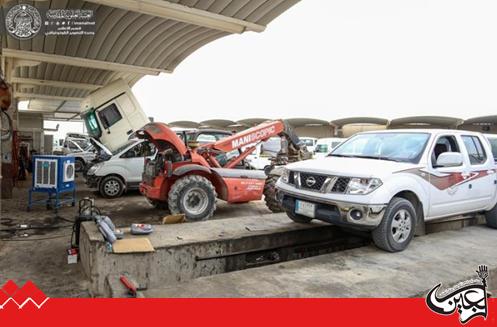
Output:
485,204,497,228
372,197,416,252
168,175,217,222
286,210,313,224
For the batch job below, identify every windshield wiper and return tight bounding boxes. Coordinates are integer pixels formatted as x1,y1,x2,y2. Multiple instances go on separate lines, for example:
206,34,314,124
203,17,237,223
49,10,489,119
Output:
331,154,401,162
354,155,402,162
328,154,352,158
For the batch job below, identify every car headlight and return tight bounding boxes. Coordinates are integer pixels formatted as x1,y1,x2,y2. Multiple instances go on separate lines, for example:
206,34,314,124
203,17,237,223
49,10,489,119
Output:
87,163,103,175
346,178,382,195
280,168,290,184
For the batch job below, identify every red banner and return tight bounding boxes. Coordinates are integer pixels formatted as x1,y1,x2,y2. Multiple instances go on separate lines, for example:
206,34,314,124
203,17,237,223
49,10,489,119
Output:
0,298,495,326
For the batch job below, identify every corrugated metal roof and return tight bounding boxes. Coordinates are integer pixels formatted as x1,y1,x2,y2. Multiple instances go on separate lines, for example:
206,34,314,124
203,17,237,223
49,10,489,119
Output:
1,0,300,119
331,117,389,127
389,116,464,128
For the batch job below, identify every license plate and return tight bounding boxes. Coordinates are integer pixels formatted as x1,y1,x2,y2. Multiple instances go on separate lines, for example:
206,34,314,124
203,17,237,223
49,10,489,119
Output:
295,200,316,218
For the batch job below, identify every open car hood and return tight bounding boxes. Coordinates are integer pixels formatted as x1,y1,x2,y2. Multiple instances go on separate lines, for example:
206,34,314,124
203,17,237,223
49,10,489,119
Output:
136,123,188,155
89,137,112,156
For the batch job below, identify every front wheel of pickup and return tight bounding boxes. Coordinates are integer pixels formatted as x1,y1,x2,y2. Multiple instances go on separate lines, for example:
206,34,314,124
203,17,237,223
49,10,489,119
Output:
485,204,497,228
372,197,416,252
286,210,313,224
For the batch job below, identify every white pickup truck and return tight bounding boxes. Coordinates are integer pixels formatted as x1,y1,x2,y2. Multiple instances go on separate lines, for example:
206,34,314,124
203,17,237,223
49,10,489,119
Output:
276,129,497,252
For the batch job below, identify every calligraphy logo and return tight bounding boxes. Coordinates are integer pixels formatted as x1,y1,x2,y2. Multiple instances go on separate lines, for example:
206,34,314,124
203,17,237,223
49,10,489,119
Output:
0,280,49,309
5,4,42,40
426,265,491,324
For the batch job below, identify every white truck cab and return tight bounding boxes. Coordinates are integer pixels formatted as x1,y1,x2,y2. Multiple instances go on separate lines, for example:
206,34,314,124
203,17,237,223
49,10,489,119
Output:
80,79,150,153
276,129,497,252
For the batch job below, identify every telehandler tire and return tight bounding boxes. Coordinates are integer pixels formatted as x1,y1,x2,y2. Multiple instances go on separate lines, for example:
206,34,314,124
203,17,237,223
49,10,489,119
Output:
263,176,284,213
168,175,217,222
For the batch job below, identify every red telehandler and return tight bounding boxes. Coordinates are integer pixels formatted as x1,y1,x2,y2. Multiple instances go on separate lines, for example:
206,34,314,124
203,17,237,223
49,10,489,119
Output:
136,120,311,221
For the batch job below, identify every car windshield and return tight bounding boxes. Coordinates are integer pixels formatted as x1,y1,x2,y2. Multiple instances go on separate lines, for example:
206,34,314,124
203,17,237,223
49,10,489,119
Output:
331,132,430,163
112,140,138,155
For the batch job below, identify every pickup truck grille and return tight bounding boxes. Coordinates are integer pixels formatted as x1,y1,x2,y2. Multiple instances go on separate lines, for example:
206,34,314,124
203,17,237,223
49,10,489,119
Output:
289,171,350,194
299,172,327,191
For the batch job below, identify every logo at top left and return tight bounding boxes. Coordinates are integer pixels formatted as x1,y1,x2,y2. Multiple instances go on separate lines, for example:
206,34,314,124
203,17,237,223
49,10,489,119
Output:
5,4,42,40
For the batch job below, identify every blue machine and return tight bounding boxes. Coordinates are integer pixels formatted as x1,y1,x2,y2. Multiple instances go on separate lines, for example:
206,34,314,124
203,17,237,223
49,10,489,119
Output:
28,155,76,212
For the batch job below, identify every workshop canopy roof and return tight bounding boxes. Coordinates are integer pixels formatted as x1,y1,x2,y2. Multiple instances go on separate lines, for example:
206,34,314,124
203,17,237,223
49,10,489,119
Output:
331,117,389,127
286,118,330,127
200,119,237,128
462,116,497,125
389,116,464,128
1,0,300,120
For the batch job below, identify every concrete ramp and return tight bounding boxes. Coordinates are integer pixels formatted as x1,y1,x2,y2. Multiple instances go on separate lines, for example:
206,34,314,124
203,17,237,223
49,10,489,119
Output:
80,213,367,297
143,226,497,298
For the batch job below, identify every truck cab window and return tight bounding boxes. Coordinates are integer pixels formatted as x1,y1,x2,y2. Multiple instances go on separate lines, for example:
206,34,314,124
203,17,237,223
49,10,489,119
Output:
98,103,122,129
488,138,497,162
462,136,487,165
431,135,459,166
83,111,102,138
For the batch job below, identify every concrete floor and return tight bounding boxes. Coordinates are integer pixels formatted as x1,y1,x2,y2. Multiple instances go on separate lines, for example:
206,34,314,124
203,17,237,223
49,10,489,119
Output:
145,225,497,298
0,176,272,297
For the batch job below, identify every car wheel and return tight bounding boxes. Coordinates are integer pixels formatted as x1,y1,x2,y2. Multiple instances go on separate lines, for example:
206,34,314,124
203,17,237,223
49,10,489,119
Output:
485,204,497,228
75,158,85,172
99,176,125,199
168,175,217,222
372,197,416,252
263,176,284,213
286,210,313,224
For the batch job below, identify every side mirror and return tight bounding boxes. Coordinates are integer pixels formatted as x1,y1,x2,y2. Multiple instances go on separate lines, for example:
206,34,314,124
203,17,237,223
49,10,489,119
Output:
436,152,463,168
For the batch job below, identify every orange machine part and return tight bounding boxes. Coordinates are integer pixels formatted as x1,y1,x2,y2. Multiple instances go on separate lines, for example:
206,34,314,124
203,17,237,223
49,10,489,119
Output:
222,178,266,203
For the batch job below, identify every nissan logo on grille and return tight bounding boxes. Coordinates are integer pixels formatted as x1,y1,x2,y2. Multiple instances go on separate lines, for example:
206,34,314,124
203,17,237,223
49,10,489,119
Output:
305,176,316,187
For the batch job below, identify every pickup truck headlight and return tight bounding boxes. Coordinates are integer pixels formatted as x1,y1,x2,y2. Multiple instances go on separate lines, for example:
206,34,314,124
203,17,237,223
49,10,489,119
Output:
87,162,103,175
280,168,290,184
346,178,382,195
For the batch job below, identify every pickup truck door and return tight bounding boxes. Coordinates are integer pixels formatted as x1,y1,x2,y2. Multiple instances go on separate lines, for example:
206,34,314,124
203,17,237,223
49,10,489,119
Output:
459,135,497,212
427,134,474,219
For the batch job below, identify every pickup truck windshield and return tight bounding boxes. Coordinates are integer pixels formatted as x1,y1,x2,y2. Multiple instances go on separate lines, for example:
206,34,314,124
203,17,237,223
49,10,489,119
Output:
331,132,430,163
